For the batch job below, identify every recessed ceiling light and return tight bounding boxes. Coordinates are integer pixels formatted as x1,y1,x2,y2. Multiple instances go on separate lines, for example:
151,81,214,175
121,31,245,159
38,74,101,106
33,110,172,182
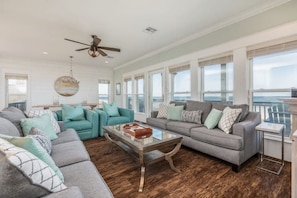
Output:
42,51,48,55
105,61,109,64
143,26,157,34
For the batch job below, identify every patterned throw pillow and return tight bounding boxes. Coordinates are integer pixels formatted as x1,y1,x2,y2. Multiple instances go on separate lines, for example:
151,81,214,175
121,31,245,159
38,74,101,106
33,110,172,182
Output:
0,138,67,193
157,103,175,118
204,108,223,129
0,134,64,182
218,107,242,134
181,110,203,124
25,109,61,133
28,127,52,154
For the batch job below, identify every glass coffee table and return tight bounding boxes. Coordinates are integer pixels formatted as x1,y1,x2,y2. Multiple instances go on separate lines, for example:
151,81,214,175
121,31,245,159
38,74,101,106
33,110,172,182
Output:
103,123,183,192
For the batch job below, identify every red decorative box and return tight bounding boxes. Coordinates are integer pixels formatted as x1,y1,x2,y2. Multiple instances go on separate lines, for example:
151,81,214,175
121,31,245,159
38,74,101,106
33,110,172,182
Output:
123,123,152,139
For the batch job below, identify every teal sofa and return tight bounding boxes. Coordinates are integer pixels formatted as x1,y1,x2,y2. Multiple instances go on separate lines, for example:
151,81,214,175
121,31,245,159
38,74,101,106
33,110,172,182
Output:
53,109,99,140
94,107,134,136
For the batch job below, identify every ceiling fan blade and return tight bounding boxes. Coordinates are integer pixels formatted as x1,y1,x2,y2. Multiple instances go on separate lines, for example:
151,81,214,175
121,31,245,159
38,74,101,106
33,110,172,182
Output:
75,47,89,51
64,38,90,47
97,49,107,56
98,46,121,52
92,35,101,46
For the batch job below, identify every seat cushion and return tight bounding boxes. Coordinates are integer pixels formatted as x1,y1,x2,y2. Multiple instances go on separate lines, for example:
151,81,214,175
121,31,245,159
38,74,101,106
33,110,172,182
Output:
51,129,80,145
64,120,92,131
51,141,90,167
60,161,113,198
146,118,169,129
107,116,130,125
167,121,202,136
190,127,243,151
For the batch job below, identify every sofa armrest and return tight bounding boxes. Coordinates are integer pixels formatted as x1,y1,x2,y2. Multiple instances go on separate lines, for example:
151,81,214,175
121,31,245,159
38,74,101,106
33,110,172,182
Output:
93,108,108,136
233,112,261,139
118,107,134,122
83,109,99,138
42,186,84,198
151,111,158,118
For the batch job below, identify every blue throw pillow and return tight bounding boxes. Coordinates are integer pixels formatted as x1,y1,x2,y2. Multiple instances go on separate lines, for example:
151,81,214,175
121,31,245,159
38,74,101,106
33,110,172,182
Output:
20,114,58,140
103,102,120,117
204,108,223,129
61,103,85,122
167,105,184,121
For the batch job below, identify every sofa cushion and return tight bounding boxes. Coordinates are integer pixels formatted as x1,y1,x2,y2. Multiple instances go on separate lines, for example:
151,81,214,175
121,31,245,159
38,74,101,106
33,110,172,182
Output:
0,117,20,137
186,101,212,123
51,129,81,145
62,104,85,122
167,105,184,121
190,127,243,150
167,121,202,136
0,107,26,136
51,141,90,167
21,114,58,140
181,110,202,124
107,116,130,125
0,138,66,197
64,120,92,131
204,108,223,129
212,103,249,122
1,134,64,182
60,161,113,198
218,107,242,134
25,109,61,133
146,117,169,129
103,101,120,117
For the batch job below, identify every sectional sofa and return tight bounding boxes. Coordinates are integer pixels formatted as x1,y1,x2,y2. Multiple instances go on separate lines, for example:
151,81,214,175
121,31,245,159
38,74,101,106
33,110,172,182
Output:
147,100,261,172
0,107,113,198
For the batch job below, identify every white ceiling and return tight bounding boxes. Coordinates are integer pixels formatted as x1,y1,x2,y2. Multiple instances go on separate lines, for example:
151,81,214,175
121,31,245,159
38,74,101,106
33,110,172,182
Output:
0,0,289,68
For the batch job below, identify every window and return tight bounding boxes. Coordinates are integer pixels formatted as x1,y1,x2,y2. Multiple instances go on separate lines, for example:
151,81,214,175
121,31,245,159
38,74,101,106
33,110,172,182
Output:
169,64,191,101
124,77,133,110
6,74,28,111
249,41,297,137
200,55,233,104
150,71,164,111
135,74,145,113
98,80,110,105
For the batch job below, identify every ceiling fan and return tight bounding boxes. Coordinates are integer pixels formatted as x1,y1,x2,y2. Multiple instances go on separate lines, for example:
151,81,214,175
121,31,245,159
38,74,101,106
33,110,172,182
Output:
64,35,120,58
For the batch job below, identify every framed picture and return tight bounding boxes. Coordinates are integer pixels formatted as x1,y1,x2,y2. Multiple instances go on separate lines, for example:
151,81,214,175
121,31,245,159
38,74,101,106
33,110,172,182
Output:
116,83,121,95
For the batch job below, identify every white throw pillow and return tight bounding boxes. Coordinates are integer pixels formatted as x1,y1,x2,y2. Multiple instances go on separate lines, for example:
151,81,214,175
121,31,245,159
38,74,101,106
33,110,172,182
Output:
25,109,61,133
0,137,67,193
156,103,175,118
218,107,242,134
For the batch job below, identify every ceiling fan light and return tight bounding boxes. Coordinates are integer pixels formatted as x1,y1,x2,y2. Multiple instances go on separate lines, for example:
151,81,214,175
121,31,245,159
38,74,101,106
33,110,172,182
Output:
88,49,99,57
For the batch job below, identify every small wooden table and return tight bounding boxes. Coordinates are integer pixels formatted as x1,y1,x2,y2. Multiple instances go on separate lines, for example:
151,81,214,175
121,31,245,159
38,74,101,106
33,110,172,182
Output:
256,122,285,175
103,124,182,192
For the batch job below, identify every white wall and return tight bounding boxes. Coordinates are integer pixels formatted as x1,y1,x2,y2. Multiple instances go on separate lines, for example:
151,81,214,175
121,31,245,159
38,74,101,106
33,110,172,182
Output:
0,58,113,110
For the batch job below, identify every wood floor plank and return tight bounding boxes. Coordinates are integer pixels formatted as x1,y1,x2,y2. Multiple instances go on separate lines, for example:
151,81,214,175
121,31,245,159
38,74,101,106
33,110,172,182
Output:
84,137,291,198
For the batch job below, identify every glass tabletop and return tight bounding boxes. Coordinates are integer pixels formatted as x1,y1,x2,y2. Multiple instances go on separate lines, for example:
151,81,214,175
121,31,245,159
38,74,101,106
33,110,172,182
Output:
105,123,180,148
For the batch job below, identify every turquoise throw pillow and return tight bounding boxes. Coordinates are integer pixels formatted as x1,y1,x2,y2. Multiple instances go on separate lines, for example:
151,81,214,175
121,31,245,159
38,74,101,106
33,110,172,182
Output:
20,114,58,140
0,134,64,182
167,105,184,121
62,103,85,122
103,102,120,117
204,108,223,129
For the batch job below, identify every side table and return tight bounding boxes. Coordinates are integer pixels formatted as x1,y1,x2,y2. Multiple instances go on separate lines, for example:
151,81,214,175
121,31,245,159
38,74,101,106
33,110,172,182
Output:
256,122,284,175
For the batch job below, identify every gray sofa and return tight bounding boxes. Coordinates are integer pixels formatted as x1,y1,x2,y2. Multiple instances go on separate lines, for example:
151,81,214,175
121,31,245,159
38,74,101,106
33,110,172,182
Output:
0,107,113,198
147,100,261,172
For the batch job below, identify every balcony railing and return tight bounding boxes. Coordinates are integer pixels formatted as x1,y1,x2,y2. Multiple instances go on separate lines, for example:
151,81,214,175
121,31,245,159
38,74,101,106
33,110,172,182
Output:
253,101,291,137
8,101,26,111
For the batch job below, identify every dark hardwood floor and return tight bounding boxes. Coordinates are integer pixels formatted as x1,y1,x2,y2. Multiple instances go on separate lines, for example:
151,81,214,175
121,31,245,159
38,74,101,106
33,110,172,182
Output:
84,137,291,198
